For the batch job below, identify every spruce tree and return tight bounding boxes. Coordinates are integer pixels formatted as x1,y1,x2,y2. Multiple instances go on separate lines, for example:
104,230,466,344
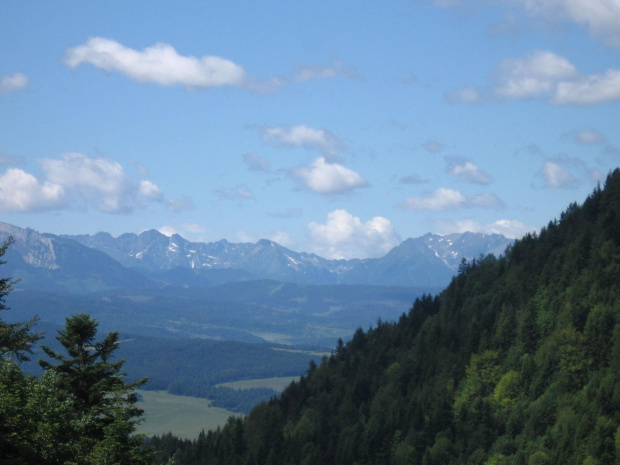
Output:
40,313,151,464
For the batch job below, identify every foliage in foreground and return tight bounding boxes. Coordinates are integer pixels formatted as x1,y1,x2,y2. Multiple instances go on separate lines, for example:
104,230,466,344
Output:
153,171,620,465
0,237,152,465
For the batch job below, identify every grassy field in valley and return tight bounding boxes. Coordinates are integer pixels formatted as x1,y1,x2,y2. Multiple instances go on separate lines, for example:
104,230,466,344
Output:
136,390,238,439
216,376,300,392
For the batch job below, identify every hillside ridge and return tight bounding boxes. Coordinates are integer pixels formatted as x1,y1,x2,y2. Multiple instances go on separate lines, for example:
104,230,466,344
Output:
149,170,620,464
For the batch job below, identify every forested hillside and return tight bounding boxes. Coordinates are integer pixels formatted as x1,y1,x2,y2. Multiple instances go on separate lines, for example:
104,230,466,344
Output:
151,170,620,465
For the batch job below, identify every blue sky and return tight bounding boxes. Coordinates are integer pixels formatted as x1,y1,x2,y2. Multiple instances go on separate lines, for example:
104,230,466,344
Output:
1,1,619,259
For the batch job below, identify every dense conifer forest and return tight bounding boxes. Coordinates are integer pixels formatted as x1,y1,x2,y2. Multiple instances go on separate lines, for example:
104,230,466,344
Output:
149,170,620,464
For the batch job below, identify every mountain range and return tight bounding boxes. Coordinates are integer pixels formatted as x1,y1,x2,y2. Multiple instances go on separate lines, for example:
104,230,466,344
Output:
0,221,511,292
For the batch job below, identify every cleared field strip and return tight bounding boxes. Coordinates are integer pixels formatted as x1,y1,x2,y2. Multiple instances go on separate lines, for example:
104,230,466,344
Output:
136,390,239,439
216,376,300,392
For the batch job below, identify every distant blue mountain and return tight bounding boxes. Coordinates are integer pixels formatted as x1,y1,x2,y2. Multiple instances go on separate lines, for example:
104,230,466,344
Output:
0,221,511,291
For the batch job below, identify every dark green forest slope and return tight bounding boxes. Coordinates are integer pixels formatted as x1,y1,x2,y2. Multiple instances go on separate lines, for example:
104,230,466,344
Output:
151,170,620,465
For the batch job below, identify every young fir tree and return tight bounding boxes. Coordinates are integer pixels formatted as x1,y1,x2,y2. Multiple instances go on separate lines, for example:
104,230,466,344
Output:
40,313,151,464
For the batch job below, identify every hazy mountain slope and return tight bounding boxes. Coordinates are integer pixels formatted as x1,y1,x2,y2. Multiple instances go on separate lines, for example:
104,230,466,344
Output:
2,220,510,290
63,228,511,288
341,236,455,287
151,170,620,464
66,231,338,283
0,222,154,293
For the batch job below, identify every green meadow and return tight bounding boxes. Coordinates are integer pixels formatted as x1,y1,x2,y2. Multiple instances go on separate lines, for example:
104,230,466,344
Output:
137,376,302,439
136,390,239,439
216,375,300,392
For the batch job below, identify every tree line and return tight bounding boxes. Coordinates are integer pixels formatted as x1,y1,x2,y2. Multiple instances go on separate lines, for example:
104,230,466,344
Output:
149,170,620,464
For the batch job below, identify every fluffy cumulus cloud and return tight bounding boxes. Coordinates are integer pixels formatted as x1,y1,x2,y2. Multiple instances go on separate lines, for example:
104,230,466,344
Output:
260,125,343,161
398,188,503,211
0,168,64,211
290,157,368,194
64,38,355,93
307,209,401,259
445,158,493,184
494,51,577,99
446,51,620,105
64,37,249,89
435,218,534,239
0,153,162,213
541,161,579,188
0,72,29,94
139,180,163,201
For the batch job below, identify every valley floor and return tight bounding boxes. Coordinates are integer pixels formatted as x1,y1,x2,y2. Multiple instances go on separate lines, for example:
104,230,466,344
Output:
136,390,238,439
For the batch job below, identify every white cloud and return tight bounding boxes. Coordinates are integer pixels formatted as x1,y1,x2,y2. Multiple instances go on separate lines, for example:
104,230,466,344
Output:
541,161,579,188
64,38,353,93
398,188,466,211
494,51,577,99
139,180,163,201
290,157,368,194
243,152,271,171
64,37,249,89
552,70,620,105
307,209,401,259
435,218,534,239
158,226,177,237
0,72,29,94
260,125,342,161
444,85,483,103
398,187,504,211
446,51,620,105
574,129,606,144
434,0,620,48
0,168,64,211
519,0,620,48
269,231,296,249
168,196,195,212
0,153,161,213
41,153,130,212
446,158,493,184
